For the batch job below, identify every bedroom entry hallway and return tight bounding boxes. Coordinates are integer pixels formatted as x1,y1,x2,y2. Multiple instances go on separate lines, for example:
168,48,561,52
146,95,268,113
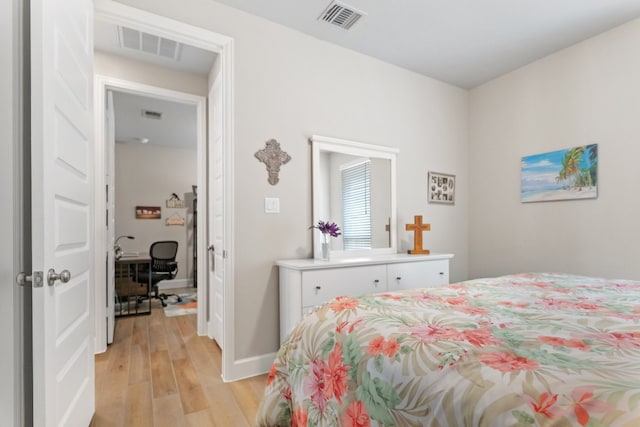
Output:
94,0,239,387
93,295,267,426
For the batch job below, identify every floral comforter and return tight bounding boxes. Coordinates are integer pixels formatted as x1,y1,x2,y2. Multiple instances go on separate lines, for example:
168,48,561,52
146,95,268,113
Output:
256,273,640,426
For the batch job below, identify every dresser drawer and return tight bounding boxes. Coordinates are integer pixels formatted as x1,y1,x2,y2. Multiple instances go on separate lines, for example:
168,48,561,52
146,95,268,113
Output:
301,265,387,307
277,254,454,343
387,259,449,291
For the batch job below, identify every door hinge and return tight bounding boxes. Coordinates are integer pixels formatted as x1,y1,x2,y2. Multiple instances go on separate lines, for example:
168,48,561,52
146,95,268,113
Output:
223,250,227,259
16,271,44,288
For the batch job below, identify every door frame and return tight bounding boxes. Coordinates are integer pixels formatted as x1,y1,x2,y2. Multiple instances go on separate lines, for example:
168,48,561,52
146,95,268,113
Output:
94,76,206,345
93,0,237,380
2,0,27,423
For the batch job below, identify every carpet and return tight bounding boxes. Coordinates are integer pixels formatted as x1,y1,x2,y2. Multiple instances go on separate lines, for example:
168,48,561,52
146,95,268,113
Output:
163,293,197,317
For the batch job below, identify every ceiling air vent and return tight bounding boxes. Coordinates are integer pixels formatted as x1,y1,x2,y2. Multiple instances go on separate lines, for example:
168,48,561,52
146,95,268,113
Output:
318,1,365,30
141,110,163,120
118,26,182,61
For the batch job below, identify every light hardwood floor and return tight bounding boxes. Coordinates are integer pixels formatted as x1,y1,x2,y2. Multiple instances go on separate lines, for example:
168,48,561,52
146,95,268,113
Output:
94,295,268,426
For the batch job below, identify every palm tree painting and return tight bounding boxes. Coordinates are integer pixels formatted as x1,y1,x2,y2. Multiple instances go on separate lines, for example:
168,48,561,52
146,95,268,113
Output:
521,144,598,202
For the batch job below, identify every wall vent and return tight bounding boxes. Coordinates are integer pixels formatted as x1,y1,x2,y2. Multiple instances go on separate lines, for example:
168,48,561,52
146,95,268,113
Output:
118,26,182,61
141,110,163,120
318,1,365,30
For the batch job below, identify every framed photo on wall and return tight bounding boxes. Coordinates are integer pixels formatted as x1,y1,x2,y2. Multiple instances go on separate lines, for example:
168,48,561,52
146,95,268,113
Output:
135,206,161,219
428,172,455,204
521,144,598,203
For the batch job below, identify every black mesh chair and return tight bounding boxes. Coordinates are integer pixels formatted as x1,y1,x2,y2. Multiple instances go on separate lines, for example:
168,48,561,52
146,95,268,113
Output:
137,240,182,307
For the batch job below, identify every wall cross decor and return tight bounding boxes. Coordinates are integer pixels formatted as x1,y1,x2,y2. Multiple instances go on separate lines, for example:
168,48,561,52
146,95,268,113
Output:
405,215,430,254
255,139,291,185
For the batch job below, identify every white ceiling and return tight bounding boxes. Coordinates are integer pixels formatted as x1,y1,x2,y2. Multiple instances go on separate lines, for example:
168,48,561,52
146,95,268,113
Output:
213,0,640,88
112,91,197,149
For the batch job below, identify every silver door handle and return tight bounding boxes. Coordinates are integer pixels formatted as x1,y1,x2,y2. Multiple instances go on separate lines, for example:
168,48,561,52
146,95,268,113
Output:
47,269,71,286
208,245,215,271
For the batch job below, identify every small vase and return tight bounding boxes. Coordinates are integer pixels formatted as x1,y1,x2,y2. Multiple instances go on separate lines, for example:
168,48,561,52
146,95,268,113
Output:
321,242,330,260
321,233,330,260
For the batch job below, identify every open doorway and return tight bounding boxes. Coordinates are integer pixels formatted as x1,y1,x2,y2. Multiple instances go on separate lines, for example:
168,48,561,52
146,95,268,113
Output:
93,1,237,380
107,87,201,344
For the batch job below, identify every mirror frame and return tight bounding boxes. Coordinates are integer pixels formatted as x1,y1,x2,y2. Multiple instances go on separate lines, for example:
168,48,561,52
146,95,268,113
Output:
311,135,398,260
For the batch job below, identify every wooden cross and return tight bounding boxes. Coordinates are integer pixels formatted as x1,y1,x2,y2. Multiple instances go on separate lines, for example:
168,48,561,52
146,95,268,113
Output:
405,215,430,254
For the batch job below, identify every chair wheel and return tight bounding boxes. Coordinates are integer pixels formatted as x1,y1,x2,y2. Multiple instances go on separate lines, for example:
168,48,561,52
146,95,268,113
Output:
177,297,182,302
161,301,167,307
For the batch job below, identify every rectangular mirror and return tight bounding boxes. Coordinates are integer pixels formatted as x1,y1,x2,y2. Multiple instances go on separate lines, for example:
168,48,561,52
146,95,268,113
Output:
311,135,398,260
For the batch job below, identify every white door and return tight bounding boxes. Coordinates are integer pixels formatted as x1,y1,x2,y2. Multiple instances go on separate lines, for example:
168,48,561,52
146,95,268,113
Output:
31,0,95,425
106,90,116,344
208,77,224,348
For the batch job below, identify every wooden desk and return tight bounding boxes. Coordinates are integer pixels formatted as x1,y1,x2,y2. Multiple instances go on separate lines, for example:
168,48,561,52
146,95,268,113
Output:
115,255,152,317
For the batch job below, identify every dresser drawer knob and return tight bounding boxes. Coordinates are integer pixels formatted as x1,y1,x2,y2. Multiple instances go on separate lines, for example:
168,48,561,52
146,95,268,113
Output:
315,285,321,294
396,276,401,281
374,279,380,286
439,272,444,275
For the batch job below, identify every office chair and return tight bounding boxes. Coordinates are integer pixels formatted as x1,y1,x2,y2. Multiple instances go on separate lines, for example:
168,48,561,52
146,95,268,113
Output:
137,240,182,307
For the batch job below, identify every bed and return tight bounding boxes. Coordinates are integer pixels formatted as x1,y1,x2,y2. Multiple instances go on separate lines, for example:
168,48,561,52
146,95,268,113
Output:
256,273,640,426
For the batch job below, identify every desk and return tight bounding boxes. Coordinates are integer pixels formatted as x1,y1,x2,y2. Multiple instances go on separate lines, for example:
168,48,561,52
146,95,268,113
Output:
115,255,151,317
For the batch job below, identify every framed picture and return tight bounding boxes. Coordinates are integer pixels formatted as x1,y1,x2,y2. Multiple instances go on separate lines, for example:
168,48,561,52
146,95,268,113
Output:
521,144,598,203
135,205,161,219
428,172,455,204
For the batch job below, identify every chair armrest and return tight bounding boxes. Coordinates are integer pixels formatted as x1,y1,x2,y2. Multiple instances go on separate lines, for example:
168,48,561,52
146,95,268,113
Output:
167,261,179,279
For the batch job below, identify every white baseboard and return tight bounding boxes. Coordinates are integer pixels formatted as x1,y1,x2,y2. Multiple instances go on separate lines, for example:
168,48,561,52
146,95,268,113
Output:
156,279,193,290
222,352,276,382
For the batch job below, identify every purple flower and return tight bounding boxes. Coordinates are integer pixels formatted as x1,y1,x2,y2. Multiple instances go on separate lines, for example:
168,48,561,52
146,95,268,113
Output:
310,220,341,238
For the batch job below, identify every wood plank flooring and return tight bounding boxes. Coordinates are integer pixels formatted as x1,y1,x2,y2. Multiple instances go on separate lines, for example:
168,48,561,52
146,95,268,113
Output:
94,298,267,426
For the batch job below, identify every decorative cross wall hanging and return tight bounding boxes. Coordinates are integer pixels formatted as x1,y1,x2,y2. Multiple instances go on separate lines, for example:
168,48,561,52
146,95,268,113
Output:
255,139,291,185
405,215,430,254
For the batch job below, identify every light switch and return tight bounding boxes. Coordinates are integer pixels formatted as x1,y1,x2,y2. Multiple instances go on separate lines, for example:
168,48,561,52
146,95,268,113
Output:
265,197,280,213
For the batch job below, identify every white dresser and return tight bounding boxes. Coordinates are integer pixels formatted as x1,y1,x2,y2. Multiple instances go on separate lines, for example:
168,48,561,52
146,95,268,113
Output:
277,253,454,342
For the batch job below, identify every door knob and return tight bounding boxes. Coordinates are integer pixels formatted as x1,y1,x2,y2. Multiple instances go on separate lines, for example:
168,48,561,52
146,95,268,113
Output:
208,245,215,271
47,269,71,286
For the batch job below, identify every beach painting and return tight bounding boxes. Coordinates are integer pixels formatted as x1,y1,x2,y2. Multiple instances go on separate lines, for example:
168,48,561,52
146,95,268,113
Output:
521,144,598,203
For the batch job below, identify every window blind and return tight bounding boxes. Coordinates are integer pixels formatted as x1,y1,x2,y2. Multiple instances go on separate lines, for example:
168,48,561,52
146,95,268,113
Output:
342,160,371,250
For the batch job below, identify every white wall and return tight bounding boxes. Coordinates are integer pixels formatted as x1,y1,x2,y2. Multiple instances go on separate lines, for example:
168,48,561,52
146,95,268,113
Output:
117,0,469,361
469,18,640,280
115,143,197,281
95,51,208,96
